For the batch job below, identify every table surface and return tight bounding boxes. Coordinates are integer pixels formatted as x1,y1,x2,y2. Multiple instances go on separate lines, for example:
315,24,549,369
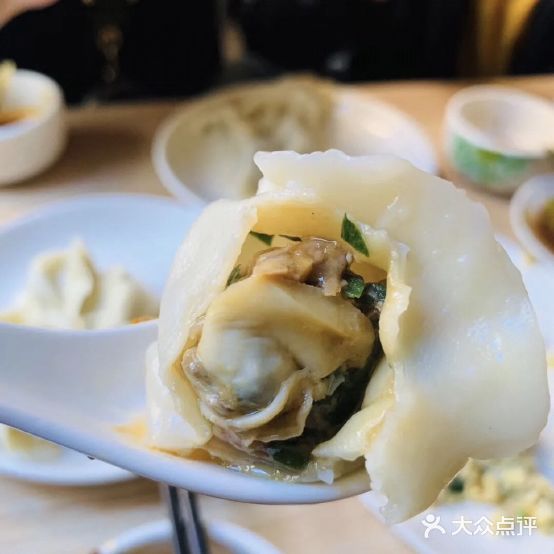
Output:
0,75,552,554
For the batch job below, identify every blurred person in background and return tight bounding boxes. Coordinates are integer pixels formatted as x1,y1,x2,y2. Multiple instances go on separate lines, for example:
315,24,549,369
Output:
0,0,551,104
468,0,554,76
0,0,221,103
232,0,554,80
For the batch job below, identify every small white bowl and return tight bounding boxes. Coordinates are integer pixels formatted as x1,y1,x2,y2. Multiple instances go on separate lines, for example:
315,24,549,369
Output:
152,84,437,205
445,85,554,195
0,69,66,186
510,173,554,266
96,519,281,554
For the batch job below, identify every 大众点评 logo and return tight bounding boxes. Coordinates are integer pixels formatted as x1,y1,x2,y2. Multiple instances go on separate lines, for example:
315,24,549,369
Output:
421,513,537,538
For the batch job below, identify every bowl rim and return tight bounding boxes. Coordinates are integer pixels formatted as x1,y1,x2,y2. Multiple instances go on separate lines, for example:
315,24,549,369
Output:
95,518,282,554
151,106,207,206
509,173,554,265
445,85,554,158
0,68,64,141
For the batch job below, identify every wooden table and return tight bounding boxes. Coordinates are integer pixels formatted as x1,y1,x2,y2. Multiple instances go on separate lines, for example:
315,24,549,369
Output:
0,75,552,554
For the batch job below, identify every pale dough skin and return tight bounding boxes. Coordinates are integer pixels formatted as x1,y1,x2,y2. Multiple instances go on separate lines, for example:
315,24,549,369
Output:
146,150,548,523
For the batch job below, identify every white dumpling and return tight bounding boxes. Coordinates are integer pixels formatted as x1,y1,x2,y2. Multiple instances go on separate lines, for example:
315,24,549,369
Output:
146,150,548,523
0,240,157,329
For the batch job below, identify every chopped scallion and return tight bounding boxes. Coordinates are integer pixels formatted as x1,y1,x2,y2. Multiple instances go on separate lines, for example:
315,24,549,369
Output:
342,274,365,299
341,214,369,256
250,231,274,246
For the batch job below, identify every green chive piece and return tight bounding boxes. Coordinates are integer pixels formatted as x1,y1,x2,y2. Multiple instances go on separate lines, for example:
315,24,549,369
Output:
342,275,365,299
341,214,369,256
270,446,310,470
226,265,242,287
250,231,273,246
280,234,302,242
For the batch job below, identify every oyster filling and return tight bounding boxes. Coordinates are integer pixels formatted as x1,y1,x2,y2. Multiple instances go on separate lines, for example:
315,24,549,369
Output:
181,237,386,473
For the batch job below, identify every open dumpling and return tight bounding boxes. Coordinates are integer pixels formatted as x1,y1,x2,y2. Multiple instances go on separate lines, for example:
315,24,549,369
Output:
146,150,548,522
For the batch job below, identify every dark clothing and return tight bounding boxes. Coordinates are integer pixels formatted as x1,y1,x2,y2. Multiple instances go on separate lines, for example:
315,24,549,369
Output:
235,0,469,81
0,0,220,104
511,0,554,75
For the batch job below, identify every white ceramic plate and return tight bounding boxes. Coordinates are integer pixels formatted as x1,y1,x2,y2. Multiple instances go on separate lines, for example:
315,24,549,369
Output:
361,493,554,554
96,519,281,554
0,445,133,486
361,235,554,553
152,86,437,205
0,193,198,486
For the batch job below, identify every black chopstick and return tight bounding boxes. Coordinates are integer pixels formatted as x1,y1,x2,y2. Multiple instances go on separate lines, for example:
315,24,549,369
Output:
163,485,210,554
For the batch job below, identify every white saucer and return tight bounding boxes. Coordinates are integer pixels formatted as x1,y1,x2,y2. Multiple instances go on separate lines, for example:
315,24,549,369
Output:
0,193,199,486
96,518,281,554
0,444,133,486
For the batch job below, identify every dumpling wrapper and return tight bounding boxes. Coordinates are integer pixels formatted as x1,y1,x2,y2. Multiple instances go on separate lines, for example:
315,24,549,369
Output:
146,150,548,523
